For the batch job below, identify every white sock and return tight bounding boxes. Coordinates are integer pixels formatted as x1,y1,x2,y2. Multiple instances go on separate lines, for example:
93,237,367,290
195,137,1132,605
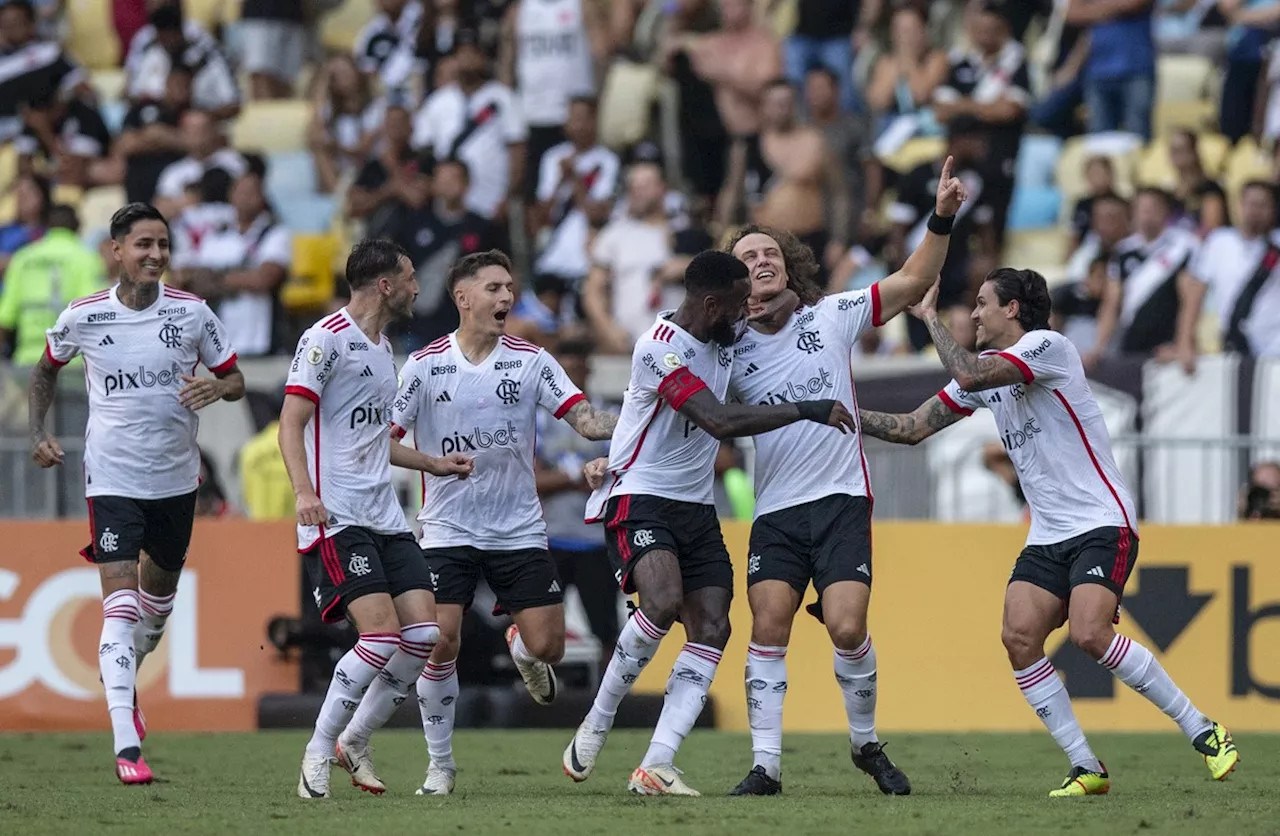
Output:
134,589,174,671
641,643,721,768
585,610,667,730
100,589,141,755
510,630,535,664
304,632,399,759
417,658,459,769
833,635,878,748
1100,634,1212,740
745,643,787,780
1016,657,1102,772
343,622,439,746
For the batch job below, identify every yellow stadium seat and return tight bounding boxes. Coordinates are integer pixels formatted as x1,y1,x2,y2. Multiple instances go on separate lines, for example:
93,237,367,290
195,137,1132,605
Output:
79,186,126,233
1054,135,1139,206
0,145,16,193
1156,54,1216,103
599,61,659,149
0,193,15,224
1221,137,1274,221
1002,228,1072,286
229,101,311,153
1135,132,1230,189
65,0,121,70
284,233,339,313
1153,99,1216,138
878,137,946,175
184,0,233,31
52,184,85,208
89,69,126,102
321,0,376,53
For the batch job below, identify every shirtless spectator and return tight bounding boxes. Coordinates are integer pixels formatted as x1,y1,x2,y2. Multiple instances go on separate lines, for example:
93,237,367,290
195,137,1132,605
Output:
804,65,875,252
677,0,781,143
718,77,850,289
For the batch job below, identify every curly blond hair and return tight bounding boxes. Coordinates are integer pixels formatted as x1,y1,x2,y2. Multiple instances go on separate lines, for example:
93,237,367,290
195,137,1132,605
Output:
723,225,825,306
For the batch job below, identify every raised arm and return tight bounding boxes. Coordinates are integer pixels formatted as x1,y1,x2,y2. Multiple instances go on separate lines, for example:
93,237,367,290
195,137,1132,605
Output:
28,352,65,467
914,282,1027,391
561,399,618,440
858,395,966,446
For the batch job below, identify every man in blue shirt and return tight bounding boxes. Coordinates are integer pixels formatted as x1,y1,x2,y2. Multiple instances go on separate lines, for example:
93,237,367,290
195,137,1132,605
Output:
1067,0,1156,139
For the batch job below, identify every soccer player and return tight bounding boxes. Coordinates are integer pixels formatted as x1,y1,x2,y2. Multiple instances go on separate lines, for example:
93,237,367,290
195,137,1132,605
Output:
281,239,473,799
563,250,856,796
390,250,618,796
29,203,244,785
722,158,967,797
856,268,1239,796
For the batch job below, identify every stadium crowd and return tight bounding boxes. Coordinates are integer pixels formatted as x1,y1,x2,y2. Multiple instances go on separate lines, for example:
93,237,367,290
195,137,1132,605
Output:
1,0,1279,526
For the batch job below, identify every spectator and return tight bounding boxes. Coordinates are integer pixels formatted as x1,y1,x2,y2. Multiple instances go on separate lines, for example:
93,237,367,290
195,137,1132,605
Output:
0,0,86,146
412,27,527,222
1051,254,1109,354
123,1,217,86
353,0,424,93
239,0,309,101
887,117,997,350
308,54,383,194
865,1,947,149
1069,156,1116,250
583,161,689,354
531,95,619,319
805,65,876,240
933,1,1029,244
113,61,192,204
1028,7,1089,139
129,3,240,121
0,173,51,278
533,337,618,663
0,204,103,366
1089,187,1198,366
1066,0,1156,140
1167,128,1229,235
1064,190,1131,283
718,77,851,289
501,0,606,205
1218,0,1280,142
784,0,880,113
1177,181,1280,369
1239,461,1280,519
383,157,503,350
659,0,728,208
172,160,291,357
14,89,112,189
405,0,471,98
153,109,248,218
610,140,695,232
347,103,431,237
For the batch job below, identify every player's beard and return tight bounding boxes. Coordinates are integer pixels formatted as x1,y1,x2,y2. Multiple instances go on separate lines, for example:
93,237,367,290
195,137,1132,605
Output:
711,317,747,346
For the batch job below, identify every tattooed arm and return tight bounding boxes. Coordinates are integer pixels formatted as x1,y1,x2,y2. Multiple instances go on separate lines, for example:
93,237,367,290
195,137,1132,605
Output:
921,311,1026,392
858,396,966,446
28,352,65,467
561,400,619,441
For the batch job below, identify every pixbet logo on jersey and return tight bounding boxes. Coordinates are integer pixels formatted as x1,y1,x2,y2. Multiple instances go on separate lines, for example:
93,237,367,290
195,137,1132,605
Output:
756,367,834,405
349,402,392,430
102,361,186,396
440,420,520,455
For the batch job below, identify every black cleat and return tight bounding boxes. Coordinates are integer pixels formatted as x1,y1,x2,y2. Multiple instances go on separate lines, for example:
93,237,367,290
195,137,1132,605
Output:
852,742,911,795
729,765,782,796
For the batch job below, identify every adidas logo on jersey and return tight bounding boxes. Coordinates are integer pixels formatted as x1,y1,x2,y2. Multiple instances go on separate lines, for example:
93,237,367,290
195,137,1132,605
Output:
743,362,759,376
856,563,870,576
360,366,374,377
548,580,561,593
99,335,114,346
437,391,452,402
1087,566,1105,578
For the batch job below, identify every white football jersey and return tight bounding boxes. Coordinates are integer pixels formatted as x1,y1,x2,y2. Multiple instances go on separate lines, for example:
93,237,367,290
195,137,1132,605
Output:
730,286,881,517
940,330,1138,545
392,332,584,551
285,309,408,551
45,284,237,500
586,314,734,521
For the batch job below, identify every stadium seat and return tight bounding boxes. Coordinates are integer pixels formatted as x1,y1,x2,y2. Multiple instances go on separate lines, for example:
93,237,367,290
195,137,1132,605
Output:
1156,54,1216,103
1153,99,1216,138
1007,184,1061,230
89,69,126,103
599,61,659,150
53,184,85,208
1015,135,1062,188
1134,133,1229,190
321,0,376,53
65,0,121,69
1054,133,1140,209
185,0,234,31
1223,137,1273,195
78,186,126,235
1002,228,1071,286
0,145,15,193
878,136,946,175
284,233,339,313
229,101,311,153
265,151,319,204
276,194,336,233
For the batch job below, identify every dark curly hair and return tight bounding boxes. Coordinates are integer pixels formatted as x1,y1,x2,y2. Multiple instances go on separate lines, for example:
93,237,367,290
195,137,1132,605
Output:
986,267,1052,332
724,225,825,306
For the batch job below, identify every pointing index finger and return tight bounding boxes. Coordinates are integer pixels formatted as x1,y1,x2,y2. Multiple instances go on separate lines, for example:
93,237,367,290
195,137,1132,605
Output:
940,155,953,186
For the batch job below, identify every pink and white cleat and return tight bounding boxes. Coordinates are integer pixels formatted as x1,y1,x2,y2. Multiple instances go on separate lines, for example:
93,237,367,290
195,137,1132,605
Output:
116,753,154,785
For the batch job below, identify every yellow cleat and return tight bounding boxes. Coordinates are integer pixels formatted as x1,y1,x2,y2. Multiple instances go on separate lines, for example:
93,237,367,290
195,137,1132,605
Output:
1193,722,1239,781
1048,764,1110,797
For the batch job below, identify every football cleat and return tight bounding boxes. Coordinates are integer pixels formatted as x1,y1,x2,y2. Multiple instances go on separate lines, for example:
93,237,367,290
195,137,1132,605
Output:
116,748,153,785
628,764,700,796
1192,722,1239,781
563,721,610,782
296,752,331,799
1048,764,1110,797
335,735,386,795
852,741,911,795
506,625,558,705
415,761,457,796
729,765,782,796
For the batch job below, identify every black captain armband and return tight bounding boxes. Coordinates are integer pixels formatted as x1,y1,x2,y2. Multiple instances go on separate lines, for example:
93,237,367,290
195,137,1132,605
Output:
796,400,836,424
927,212,955,236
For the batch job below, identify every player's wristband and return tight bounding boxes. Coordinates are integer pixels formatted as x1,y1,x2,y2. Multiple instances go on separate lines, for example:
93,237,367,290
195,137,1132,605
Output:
927,211,955,236
796,399,836,424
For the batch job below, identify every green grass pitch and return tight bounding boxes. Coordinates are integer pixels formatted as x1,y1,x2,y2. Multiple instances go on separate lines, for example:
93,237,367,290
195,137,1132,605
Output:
2,731,1277,835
